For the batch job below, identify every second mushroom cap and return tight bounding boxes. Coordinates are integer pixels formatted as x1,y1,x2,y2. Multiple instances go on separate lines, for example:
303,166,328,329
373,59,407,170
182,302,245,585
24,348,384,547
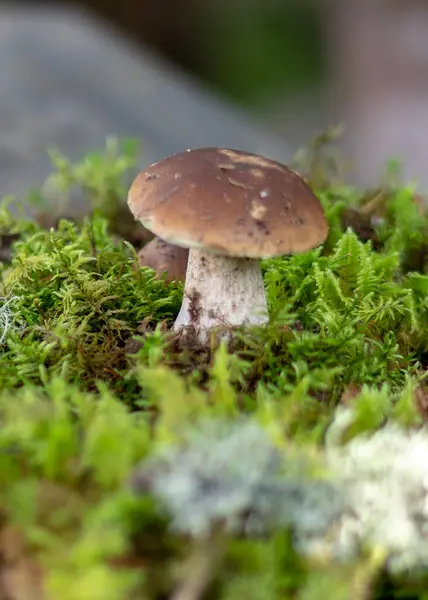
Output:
137,237,188,283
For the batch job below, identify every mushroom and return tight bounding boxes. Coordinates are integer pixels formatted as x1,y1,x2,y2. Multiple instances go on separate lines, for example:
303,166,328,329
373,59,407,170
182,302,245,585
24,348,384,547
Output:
128,147,328,340
137,237,189,283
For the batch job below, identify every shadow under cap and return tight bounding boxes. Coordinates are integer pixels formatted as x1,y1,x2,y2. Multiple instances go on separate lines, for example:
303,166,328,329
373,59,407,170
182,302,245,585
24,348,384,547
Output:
128,147,328,258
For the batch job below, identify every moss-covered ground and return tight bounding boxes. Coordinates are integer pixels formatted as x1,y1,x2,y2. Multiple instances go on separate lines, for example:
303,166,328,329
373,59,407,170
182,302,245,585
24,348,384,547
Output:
1,134,428,599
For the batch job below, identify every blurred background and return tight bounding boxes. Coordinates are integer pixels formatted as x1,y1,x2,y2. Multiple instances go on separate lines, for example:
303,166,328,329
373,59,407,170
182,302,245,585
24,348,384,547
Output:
2,0,428,199
79,0,327,145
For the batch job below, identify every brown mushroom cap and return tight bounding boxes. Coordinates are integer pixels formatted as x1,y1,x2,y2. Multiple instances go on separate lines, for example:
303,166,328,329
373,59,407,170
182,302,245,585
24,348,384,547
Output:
128,147,328,258
137,237,188,282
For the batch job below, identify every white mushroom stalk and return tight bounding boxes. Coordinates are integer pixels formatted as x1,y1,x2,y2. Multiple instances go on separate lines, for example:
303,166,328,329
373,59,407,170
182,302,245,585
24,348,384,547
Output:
174,249,268,338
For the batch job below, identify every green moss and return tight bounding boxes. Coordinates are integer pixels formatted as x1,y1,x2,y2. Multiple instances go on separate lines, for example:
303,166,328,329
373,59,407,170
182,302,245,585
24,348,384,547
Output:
1,138,428,598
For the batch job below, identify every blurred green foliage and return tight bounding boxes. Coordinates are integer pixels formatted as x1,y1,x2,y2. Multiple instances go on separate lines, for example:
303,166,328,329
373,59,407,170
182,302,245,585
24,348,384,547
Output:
194,1,324,104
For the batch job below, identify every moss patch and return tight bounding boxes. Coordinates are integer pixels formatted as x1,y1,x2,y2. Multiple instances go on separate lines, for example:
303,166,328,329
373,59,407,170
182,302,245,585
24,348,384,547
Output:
0,137,428,598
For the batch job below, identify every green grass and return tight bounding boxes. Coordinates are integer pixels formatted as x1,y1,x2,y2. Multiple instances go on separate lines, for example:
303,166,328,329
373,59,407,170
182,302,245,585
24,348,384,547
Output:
1,136,428,598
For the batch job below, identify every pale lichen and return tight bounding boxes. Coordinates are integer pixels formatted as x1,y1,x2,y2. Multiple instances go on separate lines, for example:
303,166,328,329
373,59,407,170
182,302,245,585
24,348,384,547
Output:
131,419,343,541
0,295,19,345
326,410,428,573
132,413,428,575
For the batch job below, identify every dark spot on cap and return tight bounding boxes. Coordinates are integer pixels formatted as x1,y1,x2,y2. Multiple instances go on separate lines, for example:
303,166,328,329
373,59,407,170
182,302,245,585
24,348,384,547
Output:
145,173,160,181
255,220,270,235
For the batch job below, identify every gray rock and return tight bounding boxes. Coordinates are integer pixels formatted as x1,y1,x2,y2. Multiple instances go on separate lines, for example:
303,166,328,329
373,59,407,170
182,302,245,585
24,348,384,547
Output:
0,5,291,213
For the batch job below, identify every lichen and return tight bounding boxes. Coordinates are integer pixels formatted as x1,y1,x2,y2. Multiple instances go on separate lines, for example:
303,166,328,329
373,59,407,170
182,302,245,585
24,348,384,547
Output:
327,413,428,574
131,419,343,539
0,295,19,345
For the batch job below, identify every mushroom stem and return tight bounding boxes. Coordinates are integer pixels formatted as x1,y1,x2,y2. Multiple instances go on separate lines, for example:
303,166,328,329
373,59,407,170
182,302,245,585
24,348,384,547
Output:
174,249,268,339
